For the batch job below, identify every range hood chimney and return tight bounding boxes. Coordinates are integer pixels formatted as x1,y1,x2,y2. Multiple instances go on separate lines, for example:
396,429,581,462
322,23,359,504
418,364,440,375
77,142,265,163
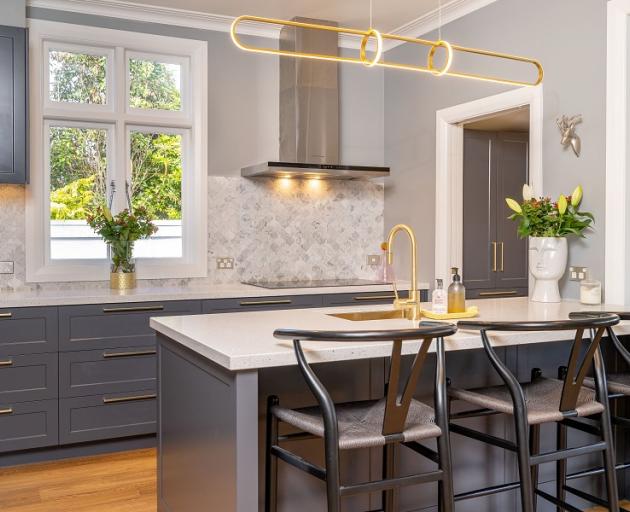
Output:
241,17,389,180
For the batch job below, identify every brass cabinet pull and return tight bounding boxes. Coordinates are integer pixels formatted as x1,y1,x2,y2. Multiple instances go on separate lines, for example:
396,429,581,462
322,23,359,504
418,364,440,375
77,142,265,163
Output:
0,313,12,319
103,350,157,359
500,242,505,272
103,393,157,404
479,290,519,297
491,242,497,272
353,295,397,301
239,299,292,306
102,305,165,313
0,360,13,367
0,408,13,415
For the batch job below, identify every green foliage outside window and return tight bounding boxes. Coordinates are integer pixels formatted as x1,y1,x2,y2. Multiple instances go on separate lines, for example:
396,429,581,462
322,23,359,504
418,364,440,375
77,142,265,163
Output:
49,53,183,222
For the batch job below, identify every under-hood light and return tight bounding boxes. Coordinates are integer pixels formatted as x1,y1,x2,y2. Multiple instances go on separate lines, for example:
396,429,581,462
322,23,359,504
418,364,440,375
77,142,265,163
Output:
230,15,543,87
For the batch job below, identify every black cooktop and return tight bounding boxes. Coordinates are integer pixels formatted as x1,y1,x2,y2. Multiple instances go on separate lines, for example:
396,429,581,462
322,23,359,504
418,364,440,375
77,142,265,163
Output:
242,279,388,289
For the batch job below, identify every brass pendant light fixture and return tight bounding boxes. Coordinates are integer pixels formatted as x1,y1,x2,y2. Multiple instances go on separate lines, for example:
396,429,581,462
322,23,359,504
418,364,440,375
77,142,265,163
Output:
230,1,543,87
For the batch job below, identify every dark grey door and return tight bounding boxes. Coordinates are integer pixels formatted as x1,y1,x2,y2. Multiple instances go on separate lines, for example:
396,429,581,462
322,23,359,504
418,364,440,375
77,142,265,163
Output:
463,130,528,298
0,25,27,184
495,132,529,290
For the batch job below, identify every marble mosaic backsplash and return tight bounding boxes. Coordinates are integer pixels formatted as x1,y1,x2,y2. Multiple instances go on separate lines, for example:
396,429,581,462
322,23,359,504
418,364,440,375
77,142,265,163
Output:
0,177,384,291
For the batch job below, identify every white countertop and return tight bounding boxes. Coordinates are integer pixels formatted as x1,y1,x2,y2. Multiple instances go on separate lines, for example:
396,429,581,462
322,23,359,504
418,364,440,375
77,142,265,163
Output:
0,281,422,308
150,297,630,371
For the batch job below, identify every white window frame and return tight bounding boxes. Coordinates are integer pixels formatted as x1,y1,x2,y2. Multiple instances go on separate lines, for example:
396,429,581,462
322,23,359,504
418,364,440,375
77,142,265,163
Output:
26,20,208,282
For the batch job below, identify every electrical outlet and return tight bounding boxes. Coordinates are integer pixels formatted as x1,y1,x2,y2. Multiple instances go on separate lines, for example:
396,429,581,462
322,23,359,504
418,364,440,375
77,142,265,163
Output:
367,254,382,266
569,266,588,281
216,257,234,270
0,261,14,274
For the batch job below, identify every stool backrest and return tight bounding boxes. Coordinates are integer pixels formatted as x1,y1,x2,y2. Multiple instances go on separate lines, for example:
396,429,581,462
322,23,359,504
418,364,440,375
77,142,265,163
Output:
458,314,620,413
570,311,630,369
274,323,457,438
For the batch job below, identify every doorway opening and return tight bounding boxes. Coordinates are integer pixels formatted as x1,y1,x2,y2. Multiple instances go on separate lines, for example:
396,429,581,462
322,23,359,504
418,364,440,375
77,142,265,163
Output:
434,86,543,298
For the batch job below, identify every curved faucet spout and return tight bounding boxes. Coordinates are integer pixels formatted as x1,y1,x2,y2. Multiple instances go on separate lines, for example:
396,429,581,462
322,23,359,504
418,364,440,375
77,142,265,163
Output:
386,224,419,315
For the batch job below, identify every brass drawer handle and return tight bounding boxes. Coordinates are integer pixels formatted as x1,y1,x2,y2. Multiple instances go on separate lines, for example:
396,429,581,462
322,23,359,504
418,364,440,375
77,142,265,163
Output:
491,242,497,272
0,359,13,367
103,393,157,404
103,350,157,359
353,295,397,301
0,407,13,415
102,305,165,313
479,290,519,297
239,299,292,306
500,242,504,272
0,313,12,319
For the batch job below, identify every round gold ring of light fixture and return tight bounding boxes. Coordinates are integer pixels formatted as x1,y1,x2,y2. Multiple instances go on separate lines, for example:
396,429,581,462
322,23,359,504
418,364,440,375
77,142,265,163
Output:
359,28,383,67
427,40,453,76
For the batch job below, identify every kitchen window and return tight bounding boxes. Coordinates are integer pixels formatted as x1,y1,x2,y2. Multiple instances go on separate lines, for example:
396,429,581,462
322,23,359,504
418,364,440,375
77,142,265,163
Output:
26,21,208,282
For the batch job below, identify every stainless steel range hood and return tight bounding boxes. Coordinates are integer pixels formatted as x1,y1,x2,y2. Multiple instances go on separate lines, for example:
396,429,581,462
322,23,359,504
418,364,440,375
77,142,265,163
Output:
241,17,390,181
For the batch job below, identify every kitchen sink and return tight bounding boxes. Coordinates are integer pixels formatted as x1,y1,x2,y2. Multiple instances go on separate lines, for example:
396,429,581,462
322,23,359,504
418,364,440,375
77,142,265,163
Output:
328,309,410,321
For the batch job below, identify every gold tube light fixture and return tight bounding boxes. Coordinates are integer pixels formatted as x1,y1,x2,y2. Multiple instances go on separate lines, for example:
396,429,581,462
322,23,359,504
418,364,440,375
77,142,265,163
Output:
230,15,543,87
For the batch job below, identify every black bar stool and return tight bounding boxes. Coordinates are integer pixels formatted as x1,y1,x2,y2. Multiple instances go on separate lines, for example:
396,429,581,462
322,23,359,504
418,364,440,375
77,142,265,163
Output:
447,313,620,512
265,323,458,512
560,310,630,510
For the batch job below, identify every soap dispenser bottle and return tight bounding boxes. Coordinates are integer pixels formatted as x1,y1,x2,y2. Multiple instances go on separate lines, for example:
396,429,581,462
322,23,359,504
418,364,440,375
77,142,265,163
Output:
448,267,466,313
432,279,447,314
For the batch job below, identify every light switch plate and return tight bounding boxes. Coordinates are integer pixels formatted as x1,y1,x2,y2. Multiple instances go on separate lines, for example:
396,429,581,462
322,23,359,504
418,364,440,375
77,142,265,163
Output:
367,254,381,266
569,266,588,281
216,257,234,270
0,261,14,274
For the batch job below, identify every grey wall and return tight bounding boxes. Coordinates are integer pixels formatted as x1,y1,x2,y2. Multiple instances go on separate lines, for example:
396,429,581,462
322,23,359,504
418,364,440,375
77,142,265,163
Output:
384,0,607,298
27,8,384,176
1,0,26,27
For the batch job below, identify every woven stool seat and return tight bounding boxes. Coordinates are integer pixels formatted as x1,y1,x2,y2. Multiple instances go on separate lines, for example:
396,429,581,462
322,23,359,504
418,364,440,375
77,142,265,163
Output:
584,373,630,396
449,377,604,425
272,397,442,450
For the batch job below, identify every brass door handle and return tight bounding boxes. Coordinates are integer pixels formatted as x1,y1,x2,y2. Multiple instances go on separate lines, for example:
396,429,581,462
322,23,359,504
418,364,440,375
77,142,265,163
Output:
353,295,397,301
103,350,157,359
479,290,518,296
0,360,13,367
491,242,497,272
0,407,13,415
239,299,292,306
103,393,157,404
0,313,12,319
500,242,504,272
102,305,165,313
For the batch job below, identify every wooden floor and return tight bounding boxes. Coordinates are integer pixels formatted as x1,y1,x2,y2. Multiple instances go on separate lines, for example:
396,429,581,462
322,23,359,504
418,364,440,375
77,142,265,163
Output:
587,501,630,511
0,449,156,512
0,448,628,511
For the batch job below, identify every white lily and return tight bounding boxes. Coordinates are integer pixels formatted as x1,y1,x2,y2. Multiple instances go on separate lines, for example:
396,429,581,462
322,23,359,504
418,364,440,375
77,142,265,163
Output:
522,183,533,201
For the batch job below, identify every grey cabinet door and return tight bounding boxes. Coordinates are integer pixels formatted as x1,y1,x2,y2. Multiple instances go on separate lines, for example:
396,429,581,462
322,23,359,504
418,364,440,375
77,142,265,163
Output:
495,132,529,291
0,353,58,403
0,399,58,453
0,26,27,184
202,294,322,313
59,346,157,398
0,307,58,357
59,390,157,444
463,131,497,291
59,300,201,352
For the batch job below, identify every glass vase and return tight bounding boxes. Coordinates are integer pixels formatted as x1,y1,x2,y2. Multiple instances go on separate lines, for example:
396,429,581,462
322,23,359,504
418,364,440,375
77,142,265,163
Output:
109,241,136,290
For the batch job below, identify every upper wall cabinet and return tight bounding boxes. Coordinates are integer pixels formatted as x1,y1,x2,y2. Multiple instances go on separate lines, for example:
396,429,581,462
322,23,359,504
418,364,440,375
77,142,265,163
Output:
0,26,27,184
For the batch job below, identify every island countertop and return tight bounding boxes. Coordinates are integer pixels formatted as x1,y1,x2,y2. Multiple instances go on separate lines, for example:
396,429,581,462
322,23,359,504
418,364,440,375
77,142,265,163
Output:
150,297,630,371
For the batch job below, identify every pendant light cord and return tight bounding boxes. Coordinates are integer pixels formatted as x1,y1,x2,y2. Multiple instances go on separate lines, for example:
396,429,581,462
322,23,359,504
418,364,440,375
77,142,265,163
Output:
438,0,442,40
370,0,373,28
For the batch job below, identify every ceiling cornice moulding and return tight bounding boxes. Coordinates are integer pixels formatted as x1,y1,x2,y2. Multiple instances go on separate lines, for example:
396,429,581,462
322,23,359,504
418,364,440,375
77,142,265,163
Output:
27,0,498,50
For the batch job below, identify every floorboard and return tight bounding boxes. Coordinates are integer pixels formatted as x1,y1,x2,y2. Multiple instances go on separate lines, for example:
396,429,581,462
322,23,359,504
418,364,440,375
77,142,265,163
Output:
0,448,156,512
586,500,630,511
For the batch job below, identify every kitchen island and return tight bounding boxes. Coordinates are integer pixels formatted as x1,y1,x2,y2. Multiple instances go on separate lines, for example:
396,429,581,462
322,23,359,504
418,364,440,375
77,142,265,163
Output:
151,298,630,512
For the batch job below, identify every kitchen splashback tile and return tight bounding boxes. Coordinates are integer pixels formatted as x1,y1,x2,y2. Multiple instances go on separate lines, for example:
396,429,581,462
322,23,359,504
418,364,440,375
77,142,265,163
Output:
0,177,383,291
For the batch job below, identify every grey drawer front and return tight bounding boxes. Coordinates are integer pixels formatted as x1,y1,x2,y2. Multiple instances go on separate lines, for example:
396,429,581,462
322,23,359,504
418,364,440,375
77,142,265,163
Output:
202,294,322,313
0,353,58,403
60,390,157,444
0,399,59,453
59,301,201,352
0,307,58,357
322,290,414,307
60,347,157,398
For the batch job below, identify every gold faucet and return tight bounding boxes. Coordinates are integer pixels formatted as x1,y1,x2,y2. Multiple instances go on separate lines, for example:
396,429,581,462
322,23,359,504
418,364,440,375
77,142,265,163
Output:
386,224,421,320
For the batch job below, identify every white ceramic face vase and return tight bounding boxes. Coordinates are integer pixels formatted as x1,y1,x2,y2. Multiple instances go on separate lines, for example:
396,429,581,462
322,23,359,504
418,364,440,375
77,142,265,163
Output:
529,237,568,303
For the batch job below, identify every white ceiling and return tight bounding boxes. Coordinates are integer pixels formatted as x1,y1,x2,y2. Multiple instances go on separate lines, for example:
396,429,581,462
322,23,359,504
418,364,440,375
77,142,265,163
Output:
465,107,530,132
124,0,443,32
